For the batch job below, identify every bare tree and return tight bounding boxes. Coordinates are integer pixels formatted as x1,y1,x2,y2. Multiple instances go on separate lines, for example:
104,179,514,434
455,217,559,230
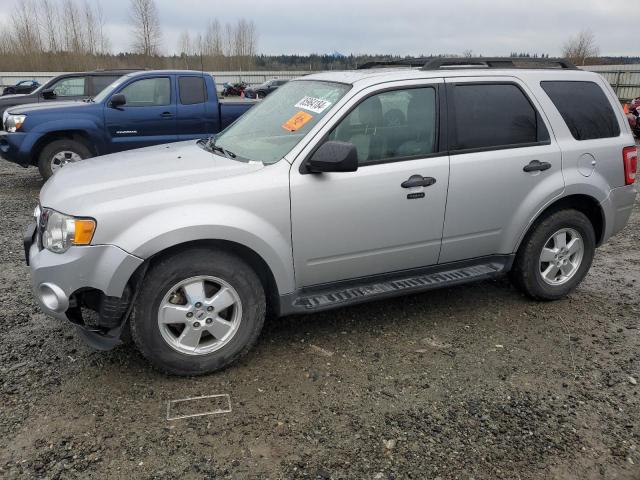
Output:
95,1,111,54
204,19,223,58
562,29,599,66
12,1,42,55
40,0,60,52
462,49,473,58
129,0,162,56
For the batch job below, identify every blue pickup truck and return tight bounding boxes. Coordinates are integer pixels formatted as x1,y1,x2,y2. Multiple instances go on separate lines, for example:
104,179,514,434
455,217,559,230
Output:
0,70,255,178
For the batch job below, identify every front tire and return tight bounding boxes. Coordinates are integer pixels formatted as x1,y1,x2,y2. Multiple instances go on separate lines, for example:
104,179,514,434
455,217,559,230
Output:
131,248,266,375
510,209,596,300
37,138,92,180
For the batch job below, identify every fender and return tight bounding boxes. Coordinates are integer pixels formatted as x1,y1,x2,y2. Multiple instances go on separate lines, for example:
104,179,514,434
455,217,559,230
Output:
25,117,109,156
509,172,611,253
108,203,295,296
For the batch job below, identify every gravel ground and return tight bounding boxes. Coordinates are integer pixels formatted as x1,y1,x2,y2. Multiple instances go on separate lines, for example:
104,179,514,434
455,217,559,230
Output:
0,159,639,480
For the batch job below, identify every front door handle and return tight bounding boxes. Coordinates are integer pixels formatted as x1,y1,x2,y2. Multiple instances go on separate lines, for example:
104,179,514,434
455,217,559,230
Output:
523,160,551,172
401,175,436,188
160,112,173,118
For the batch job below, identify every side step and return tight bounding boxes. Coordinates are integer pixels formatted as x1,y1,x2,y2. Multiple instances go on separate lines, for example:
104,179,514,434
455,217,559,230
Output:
291,262,506,312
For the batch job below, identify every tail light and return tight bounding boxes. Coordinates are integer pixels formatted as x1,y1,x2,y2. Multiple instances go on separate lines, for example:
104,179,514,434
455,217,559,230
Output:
623,146,638,185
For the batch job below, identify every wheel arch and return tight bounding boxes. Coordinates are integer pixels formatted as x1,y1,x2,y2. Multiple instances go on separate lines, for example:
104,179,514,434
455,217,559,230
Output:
31,130,97,165
132,239,282,317
515,194,605,253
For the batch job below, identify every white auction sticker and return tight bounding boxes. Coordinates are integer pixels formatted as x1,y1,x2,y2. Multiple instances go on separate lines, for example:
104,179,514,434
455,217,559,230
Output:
295,96,332,113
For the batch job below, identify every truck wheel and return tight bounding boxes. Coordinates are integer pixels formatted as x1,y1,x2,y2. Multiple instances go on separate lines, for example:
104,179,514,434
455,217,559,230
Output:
509,209,595,300
131,248,266,375
38,139,92,180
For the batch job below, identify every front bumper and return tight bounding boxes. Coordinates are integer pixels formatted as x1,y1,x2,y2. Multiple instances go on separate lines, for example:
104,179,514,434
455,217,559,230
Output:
0,130,31,166
25,223,144,321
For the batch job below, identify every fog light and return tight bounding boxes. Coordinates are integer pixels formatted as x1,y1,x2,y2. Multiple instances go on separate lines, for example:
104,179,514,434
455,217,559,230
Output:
38,283,68,312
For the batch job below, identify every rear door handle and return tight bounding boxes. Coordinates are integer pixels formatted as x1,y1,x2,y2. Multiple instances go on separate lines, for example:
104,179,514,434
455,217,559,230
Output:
401,175,436,188
160,112,173,118
523,160,551,172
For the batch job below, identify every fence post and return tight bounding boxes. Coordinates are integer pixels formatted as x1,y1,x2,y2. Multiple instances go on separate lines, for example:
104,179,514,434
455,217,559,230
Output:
614,71,622,97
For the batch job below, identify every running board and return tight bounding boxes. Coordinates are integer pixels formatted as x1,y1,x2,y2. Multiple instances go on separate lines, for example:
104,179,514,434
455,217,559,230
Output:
282,259,510,315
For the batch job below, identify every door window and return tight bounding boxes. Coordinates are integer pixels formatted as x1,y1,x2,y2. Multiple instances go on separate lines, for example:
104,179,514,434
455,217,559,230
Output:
178,76,207,105
328,87,437,164
51,77,85,97
119,77,171,107
450,83,548,151
541,81,620,140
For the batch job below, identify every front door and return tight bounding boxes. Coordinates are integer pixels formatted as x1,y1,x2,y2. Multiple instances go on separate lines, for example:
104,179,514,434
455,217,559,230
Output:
290,81,449,288
104,76,177,153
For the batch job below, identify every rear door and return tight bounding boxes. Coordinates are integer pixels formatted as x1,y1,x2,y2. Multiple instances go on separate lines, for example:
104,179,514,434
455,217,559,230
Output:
439,77,564,263
176,75,216,140
104,75,177,152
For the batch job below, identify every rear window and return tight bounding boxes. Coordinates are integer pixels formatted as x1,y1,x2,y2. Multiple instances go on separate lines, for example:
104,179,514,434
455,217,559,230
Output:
179,76,207,105
541,81,620,140
451,83,548,151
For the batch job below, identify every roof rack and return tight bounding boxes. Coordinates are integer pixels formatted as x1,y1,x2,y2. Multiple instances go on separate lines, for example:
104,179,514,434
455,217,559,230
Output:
422,57,577,70
357,58,432,70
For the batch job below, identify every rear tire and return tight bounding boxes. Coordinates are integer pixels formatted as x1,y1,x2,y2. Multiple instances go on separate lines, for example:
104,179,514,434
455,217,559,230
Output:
131,248,266,375
509,209,596,300
37,138,92,180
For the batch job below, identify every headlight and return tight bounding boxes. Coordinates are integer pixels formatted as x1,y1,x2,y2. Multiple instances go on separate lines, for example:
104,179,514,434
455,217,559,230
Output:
40,208,96,253
4,113,26,132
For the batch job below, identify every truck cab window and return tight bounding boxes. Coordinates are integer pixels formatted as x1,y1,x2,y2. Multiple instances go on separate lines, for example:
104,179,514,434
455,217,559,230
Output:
120,77,171,107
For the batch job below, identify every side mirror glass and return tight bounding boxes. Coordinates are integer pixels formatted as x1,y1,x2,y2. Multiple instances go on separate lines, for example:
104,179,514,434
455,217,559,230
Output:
41,88,56,99
110,93,126,108
307,141,359,173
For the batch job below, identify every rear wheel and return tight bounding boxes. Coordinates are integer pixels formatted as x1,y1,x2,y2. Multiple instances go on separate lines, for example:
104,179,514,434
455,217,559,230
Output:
510,209,595,300
37,138,92,180
131,248,266,375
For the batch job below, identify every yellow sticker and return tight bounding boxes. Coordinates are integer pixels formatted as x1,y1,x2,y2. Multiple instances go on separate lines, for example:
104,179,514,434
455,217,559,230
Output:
282,110,313,132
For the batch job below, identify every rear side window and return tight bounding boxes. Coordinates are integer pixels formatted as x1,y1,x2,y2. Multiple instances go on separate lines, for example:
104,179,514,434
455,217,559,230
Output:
91,76,119,95
178,76,207,105
450,83,548,151
541,81,620,140
51,77,86,97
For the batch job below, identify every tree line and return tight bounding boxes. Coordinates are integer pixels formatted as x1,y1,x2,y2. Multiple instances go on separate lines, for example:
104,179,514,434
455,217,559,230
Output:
0,0,258,71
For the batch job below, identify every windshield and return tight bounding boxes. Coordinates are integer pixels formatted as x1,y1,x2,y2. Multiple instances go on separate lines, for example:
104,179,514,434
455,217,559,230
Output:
93,77,128,103
215,80,351,164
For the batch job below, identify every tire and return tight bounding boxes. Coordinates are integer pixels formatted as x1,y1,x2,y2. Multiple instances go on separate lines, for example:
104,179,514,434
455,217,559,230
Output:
510,209,596,300
256,90,266,99
37,138,92,180
131,248,266,375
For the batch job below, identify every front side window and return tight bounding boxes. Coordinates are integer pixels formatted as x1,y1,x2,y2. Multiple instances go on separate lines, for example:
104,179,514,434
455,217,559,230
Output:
215,80,351,164
328,87,437,164
451,83,547,151
52,77,85,97
119,77,171,107
541,81,620,140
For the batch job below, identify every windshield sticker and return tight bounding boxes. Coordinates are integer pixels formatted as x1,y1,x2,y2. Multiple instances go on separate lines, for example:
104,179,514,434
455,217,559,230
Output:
294,96,332,113
282,111,313,132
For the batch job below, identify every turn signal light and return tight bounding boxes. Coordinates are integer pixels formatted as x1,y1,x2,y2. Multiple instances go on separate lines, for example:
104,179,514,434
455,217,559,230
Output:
73,219,96,245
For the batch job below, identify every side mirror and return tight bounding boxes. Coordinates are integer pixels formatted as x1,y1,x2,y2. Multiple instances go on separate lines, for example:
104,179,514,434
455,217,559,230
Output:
306,141,358,173
41,88,56,99
110,93,126,108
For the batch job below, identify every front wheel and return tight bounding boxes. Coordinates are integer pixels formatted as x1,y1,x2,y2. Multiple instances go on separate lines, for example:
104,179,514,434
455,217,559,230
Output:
37,138,92,180
131,248,266,375
510,209,596,300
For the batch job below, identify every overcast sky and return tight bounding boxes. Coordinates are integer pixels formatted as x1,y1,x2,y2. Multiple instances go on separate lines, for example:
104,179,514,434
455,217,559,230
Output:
0,0,637,56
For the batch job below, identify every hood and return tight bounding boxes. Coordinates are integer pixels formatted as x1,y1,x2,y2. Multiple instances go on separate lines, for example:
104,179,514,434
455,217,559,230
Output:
40,141,265,215
8,100,87,115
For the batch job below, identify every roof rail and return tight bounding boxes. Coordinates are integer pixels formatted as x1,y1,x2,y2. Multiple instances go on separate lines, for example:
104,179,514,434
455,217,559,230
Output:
357,58,431,70
422,57,578,70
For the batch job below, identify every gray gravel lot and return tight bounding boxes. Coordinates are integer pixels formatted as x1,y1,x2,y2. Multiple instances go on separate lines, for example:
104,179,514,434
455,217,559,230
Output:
0,159,639,480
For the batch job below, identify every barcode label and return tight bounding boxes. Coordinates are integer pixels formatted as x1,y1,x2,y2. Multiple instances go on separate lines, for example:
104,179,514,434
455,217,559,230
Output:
295,96,332,113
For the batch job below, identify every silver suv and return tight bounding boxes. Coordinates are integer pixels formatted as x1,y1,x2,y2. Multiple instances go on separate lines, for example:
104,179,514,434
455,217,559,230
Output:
25,58,638,375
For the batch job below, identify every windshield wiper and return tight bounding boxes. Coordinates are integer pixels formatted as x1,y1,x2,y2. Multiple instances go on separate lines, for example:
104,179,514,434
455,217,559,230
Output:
205,135,237,159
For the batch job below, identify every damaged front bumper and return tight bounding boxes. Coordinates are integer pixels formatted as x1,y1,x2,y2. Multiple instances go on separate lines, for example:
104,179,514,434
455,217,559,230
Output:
25,223,144,349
